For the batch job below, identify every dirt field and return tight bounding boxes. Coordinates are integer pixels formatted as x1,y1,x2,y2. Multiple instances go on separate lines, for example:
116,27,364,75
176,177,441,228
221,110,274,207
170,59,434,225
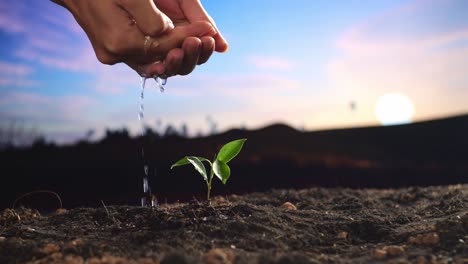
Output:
1,185,467,264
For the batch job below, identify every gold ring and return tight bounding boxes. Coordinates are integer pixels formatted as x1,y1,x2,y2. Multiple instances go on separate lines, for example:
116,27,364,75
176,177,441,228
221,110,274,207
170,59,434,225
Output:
143,36,152,56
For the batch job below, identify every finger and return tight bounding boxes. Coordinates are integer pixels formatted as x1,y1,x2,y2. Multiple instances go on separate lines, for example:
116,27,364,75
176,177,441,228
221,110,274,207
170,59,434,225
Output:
117,0,173,36
121,21,216,67
198,36,215,65
180,0,229,52
162,48,184,77
146,21,216,61
127,61,166,77
178,37,201,76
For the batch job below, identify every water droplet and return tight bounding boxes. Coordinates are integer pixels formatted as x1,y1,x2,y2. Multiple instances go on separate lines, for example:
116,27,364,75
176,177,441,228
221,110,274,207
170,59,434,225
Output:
139,77,146,121
154,76,166,93
143,177,149,192
138,75,168,208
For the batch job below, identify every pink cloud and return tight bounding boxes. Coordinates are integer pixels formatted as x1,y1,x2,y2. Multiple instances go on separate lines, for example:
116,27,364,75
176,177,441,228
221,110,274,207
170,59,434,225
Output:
0,61,38,87
0,91,98,128
15,47,100,73
247,55,295,70
0,1,28,34
0,61,34,76
0,78,39,87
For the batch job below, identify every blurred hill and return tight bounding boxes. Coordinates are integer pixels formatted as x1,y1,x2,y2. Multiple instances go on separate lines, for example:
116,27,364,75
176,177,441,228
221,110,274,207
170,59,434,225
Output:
1,114,467,209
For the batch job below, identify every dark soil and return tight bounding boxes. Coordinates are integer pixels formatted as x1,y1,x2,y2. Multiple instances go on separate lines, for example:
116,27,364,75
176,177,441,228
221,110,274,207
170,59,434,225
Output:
1,185,467,264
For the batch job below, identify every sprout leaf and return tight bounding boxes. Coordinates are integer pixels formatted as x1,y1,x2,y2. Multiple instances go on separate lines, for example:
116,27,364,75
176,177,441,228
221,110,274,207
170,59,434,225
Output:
217,139,247,163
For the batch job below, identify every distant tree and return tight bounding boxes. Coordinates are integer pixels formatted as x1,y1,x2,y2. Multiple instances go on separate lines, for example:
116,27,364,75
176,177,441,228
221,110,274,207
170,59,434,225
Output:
143,125,160,143
32,136,55,148
85,129,95,141
75,129,96,145
101,128,131,144
195,130,204,138
0,121,44,148
163,124,179,137
180,123,189,138
206,115,218,135
155,119,163,134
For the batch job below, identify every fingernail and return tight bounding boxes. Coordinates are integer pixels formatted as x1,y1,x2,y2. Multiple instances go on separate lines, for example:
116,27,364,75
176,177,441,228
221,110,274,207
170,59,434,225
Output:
167,21,174,30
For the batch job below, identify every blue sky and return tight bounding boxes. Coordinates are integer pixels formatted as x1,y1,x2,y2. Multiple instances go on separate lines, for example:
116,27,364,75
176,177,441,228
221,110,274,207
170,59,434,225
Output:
1,0,468,143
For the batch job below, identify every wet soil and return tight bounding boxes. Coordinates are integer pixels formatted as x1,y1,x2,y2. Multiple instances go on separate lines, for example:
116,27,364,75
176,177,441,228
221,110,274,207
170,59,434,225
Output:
1,185,467,264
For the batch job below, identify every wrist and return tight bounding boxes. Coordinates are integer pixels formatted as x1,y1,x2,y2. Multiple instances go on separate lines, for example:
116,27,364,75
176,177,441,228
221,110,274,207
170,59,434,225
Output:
51,0,74,11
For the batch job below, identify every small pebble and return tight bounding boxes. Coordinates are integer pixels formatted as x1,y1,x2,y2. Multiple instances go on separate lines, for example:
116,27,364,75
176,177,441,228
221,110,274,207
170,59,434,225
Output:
409,233,440,245
383,245,405,256
373,249,387,260
65,239,84,249
373,245,405,259
55,208,67,215
337,231,348,240
415,256,428,264
280,202,297,211
0,237,5,242
43,243,60,254
203,248,235,264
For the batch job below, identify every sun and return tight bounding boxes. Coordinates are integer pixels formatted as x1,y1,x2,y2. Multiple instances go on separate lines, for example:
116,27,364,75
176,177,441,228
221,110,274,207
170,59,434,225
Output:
375,93,415,126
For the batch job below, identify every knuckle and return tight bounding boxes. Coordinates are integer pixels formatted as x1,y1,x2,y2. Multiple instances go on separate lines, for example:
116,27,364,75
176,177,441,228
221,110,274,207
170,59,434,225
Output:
147,16,166,36
95,50,118,65
104,33,127,55
196,21,216,37
146,27,164,37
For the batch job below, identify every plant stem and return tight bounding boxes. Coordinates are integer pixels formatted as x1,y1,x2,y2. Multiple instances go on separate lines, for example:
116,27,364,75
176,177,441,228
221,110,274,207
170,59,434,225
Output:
207,168,214,200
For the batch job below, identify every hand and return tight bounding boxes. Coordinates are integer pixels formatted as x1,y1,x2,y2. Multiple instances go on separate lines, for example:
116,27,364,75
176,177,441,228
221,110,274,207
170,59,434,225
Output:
55,0,217,76
140,0,229,77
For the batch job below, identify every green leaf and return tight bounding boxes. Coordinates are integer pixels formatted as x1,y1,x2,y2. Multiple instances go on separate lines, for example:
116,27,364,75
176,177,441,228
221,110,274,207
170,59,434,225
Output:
170,157,190,169
187,156,208,182
217,139,247,163
213,159,231,184
197,157,212,164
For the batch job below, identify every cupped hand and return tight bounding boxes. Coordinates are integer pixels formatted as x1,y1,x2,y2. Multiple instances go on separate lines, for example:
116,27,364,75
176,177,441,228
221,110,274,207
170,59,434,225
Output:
56,0,217,76
139,0,229,77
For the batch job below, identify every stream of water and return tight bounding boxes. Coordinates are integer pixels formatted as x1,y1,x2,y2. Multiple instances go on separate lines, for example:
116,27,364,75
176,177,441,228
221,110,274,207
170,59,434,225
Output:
139,76,166,207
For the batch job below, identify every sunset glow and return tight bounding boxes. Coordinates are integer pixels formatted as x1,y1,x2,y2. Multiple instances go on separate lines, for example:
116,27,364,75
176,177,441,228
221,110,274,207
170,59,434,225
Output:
375,93,414,125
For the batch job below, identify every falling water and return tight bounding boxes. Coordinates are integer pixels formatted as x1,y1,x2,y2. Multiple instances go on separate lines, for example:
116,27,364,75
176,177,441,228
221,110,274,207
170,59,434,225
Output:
139,76,167,207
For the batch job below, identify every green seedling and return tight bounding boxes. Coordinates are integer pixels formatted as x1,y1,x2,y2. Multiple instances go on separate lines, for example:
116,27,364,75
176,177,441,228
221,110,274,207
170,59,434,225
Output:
170,138,247,200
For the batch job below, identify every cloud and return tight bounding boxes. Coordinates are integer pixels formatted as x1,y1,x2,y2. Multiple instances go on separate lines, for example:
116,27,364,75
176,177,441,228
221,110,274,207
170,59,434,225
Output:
0,61,38,87
0,0,124,91
93,63,142,94
0,1,28,34
246,55,295,70
329,0,468,123
124,72,313,133
0,61,33,76
0,91,97,125
0,78,39,87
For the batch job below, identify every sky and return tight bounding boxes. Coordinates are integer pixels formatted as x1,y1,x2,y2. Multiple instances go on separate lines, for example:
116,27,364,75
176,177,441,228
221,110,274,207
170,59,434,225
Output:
0,0,468,144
